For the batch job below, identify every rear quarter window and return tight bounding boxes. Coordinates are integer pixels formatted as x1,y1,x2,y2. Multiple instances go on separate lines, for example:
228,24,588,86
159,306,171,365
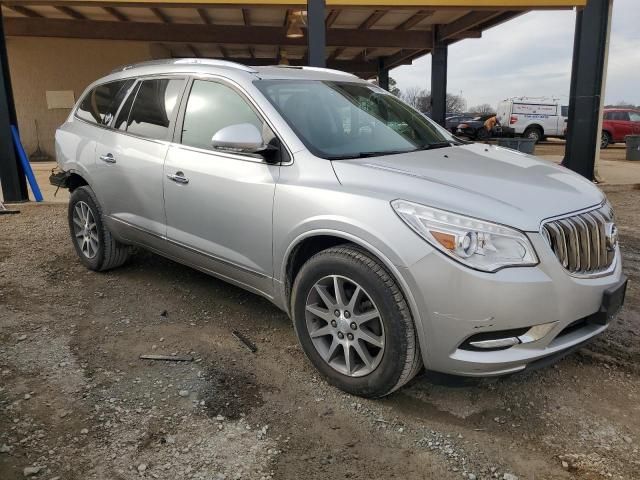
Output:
75,79,135,126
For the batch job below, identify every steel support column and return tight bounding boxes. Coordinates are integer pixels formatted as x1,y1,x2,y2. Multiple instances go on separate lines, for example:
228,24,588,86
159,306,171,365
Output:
430,26,448,126
307,0,326,67
563,0,612,179
377,58,389,91
0,8,28,202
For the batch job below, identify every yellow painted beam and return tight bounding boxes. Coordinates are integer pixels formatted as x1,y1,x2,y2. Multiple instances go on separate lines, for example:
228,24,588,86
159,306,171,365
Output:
8,0,586,8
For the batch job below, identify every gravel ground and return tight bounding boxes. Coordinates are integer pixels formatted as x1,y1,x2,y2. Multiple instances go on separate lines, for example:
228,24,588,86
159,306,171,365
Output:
1,187,639,480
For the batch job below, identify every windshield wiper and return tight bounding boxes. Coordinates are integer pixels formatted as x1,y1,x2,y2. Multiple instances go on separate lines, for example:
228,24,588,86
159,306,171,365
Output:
328,150,413,160
416,141,456,151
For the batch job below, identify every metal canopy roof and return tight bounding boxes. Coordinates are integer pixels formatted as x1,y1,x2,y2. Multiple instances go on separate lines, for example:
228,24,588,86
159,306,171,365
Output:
0,0,586,78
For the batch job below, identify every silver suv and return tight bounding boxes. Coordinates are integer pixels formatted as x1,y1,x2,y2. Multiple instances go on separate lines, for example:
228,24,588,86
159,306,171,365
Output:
54,59,627,398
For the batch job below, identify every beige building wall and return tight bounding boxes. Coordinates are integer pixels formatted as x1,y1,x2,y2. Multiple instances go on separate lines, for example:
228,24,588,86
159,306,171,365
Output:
6,37,154,158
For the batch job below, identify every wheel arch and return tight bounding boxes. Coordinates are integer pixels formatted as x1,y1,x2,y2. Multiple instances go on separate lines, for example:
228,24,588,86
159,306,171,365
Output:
524,123,544,135
280,230,429,362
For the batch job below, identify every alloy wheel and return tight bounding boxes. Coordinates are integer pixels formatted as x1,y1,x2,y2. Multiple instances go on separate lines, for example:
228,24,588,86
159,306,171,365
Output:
305,275,385,377
72,201,99,259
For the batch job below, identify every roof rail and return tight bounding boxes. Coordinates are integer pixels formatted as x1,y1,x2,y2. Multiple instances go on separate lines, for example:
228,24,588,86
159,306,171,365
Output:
112,58,257,74
270,65,358,78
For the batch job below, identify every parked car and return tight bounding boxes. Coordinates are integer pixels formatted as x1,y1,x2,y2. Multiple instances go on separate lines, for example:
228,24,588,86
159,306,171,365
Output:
455,114,496,140
52,59,626,398
601,108,640,148
445,114,474,133
496,97,568,142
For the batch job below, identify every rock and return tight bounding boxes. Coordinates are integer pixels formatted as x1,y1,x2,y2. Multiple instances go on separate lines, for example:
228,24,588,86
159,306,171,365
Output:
24,394,31,400
503,474,518,480
23,466,43,476
0,444,10,453
623,436,632,444
80,428,89,435
178,390,189,398
17,334,27,342
137,463,147,473
561,461,569,469
468,474,477,480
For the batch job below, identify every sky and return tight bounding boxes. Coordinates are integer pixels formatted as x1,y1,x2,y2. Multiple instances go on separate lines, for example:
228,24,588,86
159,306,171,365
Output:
391,0,640,110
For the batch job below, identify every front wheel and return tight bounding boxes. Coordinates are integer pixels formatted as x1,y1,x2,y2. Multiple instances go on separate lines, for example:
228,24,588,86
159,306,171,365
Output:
291,245,422,398
68,186,131,271
601,131,612,149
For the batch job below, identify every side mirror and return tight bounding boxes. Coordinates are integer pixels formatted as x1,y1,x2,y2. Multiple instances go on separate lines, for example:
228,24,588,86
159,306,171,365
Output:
211,123,266,154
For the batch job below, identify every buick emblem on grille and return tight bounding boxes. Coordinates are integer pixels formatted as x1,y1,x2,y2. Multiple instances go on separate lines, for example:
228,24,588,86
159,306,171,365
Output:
605,222,618,251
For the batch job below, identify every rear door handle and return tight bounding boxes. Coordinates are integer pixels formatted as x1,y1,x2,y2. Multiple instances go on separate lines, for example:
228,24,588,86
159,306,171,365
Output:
99,153,116,164
167,172,189,184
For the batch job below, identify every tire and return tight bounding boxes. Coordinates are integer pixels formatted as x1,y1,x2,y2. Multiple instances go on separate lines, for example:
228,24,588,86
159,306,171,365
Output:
523,127,543,143
291,245,422,398
68,186,131,271
601,131,612,149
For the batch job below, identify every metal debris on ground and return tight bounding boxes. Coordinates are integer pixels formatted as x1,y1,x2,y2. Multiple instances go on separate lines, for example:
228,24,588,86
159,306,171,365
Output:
0,200,20,215
232,330,257,353
139,354,194,362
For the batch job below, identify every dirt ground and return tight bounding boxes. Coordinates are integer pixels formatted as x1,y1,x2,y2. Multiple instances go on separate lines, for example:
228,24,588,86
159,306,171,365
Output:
1,187,639,480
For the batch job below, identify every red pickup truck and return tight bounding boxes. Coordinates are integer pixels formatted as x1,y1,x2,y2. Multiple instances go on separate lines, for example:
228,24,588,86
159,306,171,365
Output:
601,108,640,148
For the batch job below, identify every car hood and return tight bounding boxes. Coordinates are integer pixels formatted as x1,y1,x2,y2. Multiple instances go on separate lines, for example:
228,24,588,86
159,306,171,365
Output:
331,143,604,232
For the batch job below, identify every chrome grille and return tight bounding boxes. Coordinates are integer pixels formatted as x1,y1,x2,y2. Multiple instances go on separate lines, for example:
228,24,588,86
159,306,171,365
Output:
542,204,617,275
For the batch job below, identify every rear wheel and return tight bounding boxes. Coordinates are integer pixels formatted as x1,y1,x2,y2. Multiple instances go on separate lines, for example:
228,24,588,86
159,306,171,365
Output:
523,126,543,143
601,131,612,149
68,186,131,271
291,245,422,398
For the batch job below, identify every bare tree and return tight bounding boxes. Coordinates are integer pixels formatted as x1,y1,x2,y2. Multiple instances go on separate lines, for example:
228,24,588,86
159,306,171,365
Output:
469,103,495,115
446,93,466,114
402,87,430,112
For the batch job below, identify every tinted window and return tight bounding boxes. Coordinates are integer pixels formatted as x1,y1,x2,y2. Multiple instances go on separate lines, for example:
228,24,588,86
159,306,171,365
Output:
609,111,630,121
181,80,270,152
76,80,134,125
124,78,184,140
561,106,568,117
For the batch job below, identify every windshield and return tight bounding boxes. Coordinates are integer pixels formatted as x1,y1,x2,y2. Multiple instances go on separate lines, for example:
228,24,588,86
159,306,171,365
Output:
254,80,457,159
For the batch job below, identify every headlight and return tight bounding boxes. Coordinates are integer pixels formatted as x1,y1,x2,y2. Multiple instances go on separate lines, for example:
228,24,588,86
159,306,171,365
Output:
391,200,538,272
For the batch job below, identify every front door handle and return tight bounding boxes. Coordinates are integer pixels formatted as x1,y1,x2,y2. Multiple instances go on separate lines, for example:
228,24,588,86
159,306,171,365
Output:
167,172,189,184
99,153,116,164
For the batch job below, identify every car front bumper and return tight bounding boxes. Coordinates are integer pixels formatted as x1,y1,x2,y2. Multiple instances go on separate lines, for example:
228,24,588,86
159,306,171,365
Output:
401,233,626,376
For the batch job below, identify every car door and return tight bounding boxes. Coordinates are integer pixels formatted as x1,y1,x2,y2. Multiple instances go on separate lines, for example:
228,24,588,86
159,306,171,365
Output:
628,111,640,134
163,77,281,297
610,111,633,141
95,76,187,244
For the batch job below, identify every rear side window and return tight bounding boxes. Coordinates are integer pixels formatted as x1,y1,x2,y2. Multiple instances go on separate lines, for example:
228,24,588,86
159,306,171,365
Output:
75,80,134,126
629,112,640,122
609,111,630,121
561,106,568,117
181,80,268,151
122,78,185,141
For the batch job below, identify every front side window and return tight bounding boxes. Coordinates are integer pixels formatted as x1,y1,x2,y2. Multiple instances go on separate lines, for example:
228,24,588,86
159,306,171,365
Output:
561,106,569,117
123,78,185,140
75,79,134,126
181,80,271,152
628,112,640,122
255,80,456,159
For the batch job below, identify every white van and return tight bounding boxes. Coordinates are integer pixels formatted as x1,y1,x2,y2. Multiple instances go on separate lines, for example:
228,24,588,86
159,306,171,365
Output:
496,97,568,142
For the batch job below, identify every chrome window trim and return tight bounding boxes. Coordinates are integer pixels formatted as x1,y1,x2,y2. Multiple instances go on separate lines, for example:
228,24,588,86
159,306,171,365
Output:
539,201,619,279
